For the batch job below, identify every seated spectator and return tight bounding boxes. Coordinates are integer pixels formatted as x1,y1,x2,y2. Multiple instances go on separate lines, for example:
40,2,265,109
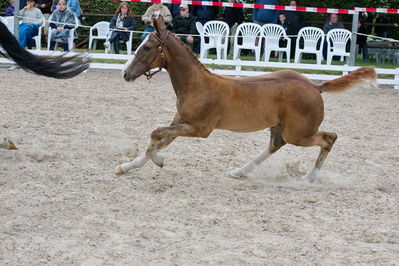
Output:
223,0,244,56
48,0,76,51
105,2,136,54
171,2,197,49
322,13,344,34
141,3,172,41
357,21,369,62
67,0,81,18
322,13,344,60
5,0,15,16
18,0,44,49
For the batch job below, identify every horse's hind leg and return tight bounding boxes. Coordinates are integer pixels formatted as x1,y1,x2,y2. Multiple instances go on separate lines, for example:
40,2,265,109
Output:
230,124,286,178
292,131,337,182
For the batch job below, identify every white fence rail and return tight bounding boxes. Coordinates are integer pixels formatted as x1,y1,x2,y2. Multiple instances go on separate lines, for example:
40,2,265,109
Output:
1,50,398,89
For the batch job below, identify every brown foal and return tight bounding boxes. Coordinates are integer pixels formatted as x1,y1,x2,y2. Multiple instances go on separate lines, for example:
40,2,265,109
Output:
117,15,377,182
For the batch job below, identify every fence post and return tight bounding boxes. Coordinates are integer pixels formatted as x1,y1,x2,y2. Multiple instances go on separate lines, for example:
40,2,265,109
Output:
395,68,399,90
14,0,20,40
349,12,359,66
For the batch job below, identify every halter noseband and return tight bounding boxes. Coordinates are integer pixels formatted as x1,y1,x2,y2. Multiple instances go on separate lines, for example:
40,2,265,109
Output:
135,31,170,80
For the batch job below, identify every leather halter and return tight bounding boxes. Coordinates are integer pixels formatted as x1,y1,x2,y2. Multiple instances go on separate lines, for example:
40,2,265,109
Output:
134,31,170,80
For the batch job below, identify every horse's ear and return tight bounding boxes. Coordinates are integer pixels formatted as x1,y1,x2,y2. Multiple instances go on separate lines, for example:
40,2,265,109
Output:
153,15,167,37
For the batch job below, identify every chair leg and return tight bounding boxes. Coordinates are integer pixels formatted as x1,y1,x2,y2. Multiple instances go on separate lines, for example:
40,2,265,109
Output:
93,40,97,50
233,47,240,60
294,51,301,63
286,50,290,63
317,53,322,65
255,48,260,61
278,51,283,62
264,50,271,62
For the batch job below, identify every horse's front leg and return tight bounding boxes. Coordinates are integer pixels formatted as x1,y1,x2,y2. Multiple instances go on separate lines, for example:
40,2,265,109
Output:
115,122,212,174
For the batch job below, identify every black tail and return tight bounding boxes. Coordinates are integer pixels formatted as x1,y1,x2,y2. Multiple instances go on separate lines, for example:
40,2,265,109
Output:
0,21,89,79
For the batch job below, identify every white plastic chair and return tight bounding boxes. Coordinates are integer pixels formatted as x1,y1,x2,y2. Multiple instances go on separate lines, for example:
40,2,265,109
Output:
47,14,79,51
196,21,203,36
3,16,15,34
88,21,110,51
326,28,351,65
106,30,134,55
1,16,44,50
233,23,262,61
262,24,291,63
295,27,325,64
32,16,46,50
199,21,229,60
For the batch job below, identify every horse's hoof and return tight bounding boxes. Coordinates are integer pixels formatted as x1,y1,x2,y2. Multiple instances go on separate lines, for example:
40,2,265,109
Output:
229,168,247,179
153,156,164,168
299,175,313,183
1,138,17,150
115,165,127,175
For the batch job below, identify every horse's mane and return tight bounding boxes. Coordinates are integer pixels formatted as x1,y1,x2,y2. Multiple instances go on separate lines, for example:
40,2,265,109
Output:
169,32,213,75
0,21,88,79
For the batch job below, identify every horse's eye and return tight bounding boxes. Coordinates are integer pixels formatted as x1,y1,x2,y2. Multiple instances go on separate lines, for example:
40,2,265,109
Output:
143,46,150,51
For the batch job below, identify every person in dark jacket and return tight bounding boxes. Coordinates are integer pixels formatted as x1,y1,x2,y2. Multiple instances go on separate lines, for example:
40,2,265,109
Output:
322,13,344,60
223,0,244,56
35,0,52,37
172,2,197,49
357,21,368,62
105,2,136,54
284,0,304,59
375,13,389,38
192,0,219,25
252,0,279,26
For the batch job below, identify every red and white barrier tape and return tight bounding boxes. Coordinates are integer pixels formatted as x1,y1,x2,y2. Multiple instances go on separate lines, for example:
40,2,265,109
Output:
355,7,399,14
114,0,356,14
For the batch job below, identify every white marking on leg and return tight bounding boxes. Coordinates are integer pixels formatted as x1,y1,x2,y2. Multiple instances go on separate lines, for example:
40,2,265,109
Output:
300,167,320,183
230,148,271,178
115,154,149,175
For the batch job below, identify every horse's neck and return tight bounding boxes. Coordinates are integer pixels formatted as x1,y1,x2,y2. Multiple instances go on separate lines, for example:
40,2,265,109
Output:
165,36,213,96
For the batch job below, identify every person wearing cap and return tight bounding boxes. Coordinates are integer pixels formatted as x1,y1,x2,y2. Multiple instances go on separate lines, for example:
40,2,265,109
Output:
171,2,197,49
18,0,44,49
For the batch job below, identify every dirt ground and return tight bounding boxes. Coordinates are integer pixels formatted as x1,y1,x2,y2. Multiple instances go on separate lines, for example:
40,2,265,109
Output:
0,68,398,265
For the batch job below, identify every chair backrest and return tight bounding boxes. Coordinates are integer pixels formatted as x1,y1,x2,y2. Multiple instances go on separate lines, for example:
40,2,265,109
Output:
93,21,110,38
4,16,14,34
196,22,204,35
0,16,6,25
326,28,351,52
235,23,262,46
297,26,324,50
262,24,287,48
203,21,229,45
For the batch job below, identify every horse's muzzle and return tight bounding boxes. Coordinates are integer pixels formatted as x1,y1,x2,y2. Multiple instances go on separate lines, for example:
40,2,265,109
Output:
123,71,136,82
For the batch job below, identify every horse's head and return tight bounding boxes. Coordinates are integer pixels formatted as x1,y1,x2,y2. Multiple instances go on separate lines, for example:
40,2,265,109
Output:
123,15,169,82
